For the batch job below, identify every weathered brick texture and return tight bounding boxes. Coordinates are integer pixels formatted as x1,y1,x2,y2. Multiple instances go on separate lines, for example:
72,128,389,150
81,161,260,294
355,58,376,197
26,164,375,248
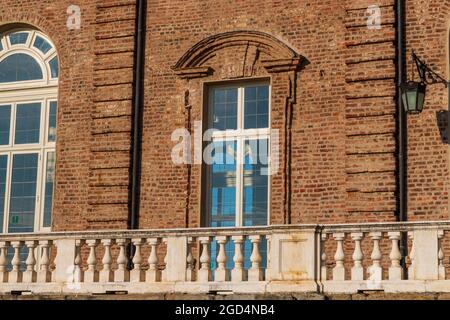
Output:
0,0,448,231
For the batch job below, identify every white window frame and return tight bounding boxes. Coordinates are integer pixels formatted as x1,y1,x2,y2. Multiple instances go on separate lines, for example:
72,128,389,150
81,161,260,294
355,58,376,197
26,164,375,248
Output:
0,29,58,92
205,80,271,227
0,29,58,234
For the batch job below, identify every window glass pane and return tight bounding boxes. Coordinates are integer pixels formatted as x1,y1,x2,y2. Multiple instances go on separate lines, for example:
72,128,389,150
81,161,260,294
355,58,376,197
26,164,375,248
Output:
15,103,41,144
8,153,38,233
208,140,237,228
0,105,11,145
0,155,7,232
212,88,237,130
43,152,55,228
0,41,3,51
244,85,269,129
49,56,59,78
243,139,268,226
9,32,28,45
33,35,52,55
0,54,43,83
48,101,57,142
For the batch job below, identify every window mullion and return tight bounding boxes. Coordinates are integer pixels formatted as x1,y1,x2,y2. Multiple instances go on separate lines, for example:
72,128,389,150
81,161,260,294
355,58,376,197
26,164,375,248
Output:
38,150,47,231
235,87,244,227
11,103,16,147
3,152,12,234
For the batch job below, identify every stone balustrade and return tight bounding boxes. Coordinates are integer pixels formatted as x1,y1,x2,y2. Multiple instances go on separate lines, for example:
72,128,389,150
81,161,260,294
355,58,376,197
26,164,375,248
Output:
0,221,449,295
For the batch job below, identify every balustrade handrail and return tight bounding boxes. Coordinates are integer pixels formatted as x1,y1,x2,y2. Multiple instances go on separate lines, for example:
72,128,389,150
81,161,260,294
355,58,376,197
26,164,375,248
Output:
0,220,449,294
320,220,450,233
0,220,449,241
0,224,317,241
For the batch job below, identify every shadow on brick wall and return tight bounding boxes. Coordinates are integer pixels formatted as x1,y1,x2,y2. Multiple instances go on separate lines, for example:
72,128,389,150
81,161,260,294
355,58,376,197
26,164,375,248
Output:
436,110,449,144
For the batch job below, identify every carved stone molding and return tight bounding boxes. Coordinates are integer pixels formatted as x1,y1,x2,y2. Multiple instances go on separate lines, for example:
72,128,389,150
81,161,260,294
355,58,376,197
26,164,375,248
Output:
172,30,304,79
173,66,213,80
173,30,306,226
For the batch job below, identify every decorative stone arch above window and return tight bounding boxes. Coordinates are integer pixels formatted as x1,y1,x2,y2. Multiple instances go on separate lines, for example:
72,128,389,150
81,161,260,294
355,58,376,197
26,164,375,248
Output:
172,30,307,227
172,30,304,79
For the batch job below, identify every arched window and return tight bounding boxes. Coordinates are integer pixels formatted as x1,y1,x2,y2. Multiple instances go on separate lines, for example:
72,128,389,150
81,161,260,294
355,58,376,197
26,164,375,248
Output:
0,29,58,233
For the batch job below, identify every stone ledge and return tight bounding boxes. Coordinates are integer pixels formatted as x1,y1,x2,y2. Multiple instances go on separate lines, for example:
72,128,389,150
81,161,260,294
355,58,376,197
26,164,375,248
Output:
1,292,450,300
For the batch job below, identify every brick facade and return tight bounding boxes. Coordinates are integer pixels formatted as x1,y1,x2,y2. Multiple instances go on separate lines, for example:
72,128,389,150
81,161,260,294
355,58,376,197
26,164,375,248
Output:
0,0,448,231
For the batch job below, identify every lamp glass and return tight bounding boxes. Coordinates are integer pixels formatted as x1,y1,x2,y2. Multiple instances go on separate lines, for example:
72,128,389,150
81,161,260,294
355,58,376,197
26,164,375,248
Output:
401,81,426,114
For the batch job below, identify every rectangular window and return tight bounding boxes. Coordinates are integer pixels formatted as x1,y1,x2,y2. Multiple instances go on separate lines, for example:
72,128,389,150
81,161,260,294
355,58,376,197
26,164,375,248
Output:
43,152,55,228
208,140,237,228
48,101,57,142
0,105,11,145
0,155,7,232
206,82,270,227
243,139,269,226
14,102,41,144
8,153,39,233
0,99,55,234
206,82,270,273
212,88,238,131
244,85,269,129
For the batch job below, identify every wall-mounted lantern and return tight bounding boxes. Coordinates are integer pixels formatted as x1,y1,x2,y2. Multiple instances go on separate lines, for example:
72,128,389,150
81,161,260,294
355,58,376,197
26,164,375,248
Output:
400,51,449,114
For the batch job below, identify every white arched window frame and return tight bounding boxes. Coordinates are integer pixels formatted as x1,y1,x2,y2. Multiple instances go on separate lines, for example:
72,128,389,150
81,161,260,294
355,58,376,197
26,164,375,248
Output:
0,29,58,234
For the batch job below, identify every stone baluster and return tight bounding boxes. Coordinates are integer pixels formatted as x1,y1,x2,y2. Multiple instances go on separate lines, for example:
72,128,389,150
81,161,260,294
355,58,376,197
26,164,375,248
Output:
161,238,168,282
248,235,264,281
186,237,195,282
23,240,37,283
130,238,144,282
232,235,246,282
72,240,84,284
215,236,230,282
368,232,382,284
388,232,402,281
438,230,446,280
321,233,327,281
0,241,9,283
146,237,160,283
198,237,212,282
100,239,113,283
333,233,345,281
84,240,99,282
37,240,52,283
265,235,271,281
408,232,415,280
10,241,23,283
351,233,364,281
114,239,129,282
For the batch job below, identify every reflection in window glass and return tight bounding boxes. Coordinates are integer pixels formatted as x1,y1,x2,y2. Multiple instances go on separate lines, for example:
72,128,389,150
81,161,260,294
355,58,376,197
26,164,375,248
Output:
0,105,11,145
243,139,268,226
48,101,57,142
208,140,237,275
0,54,43,83
0,156,7,232
207,83,270,274
43,152,55,228
212,88,237,130
33,35,52,55
49,56,59,78
244,85,269,129
15,103,41,144
9,32,28,45
208,140,237,228
8,153,38,233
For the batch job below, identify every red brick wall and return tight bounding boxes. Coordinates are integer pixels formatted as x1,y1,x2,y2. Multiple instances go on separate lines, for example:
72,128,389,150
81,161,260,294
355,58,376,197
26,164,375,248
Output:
0,0,448,231
405,0,450,221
